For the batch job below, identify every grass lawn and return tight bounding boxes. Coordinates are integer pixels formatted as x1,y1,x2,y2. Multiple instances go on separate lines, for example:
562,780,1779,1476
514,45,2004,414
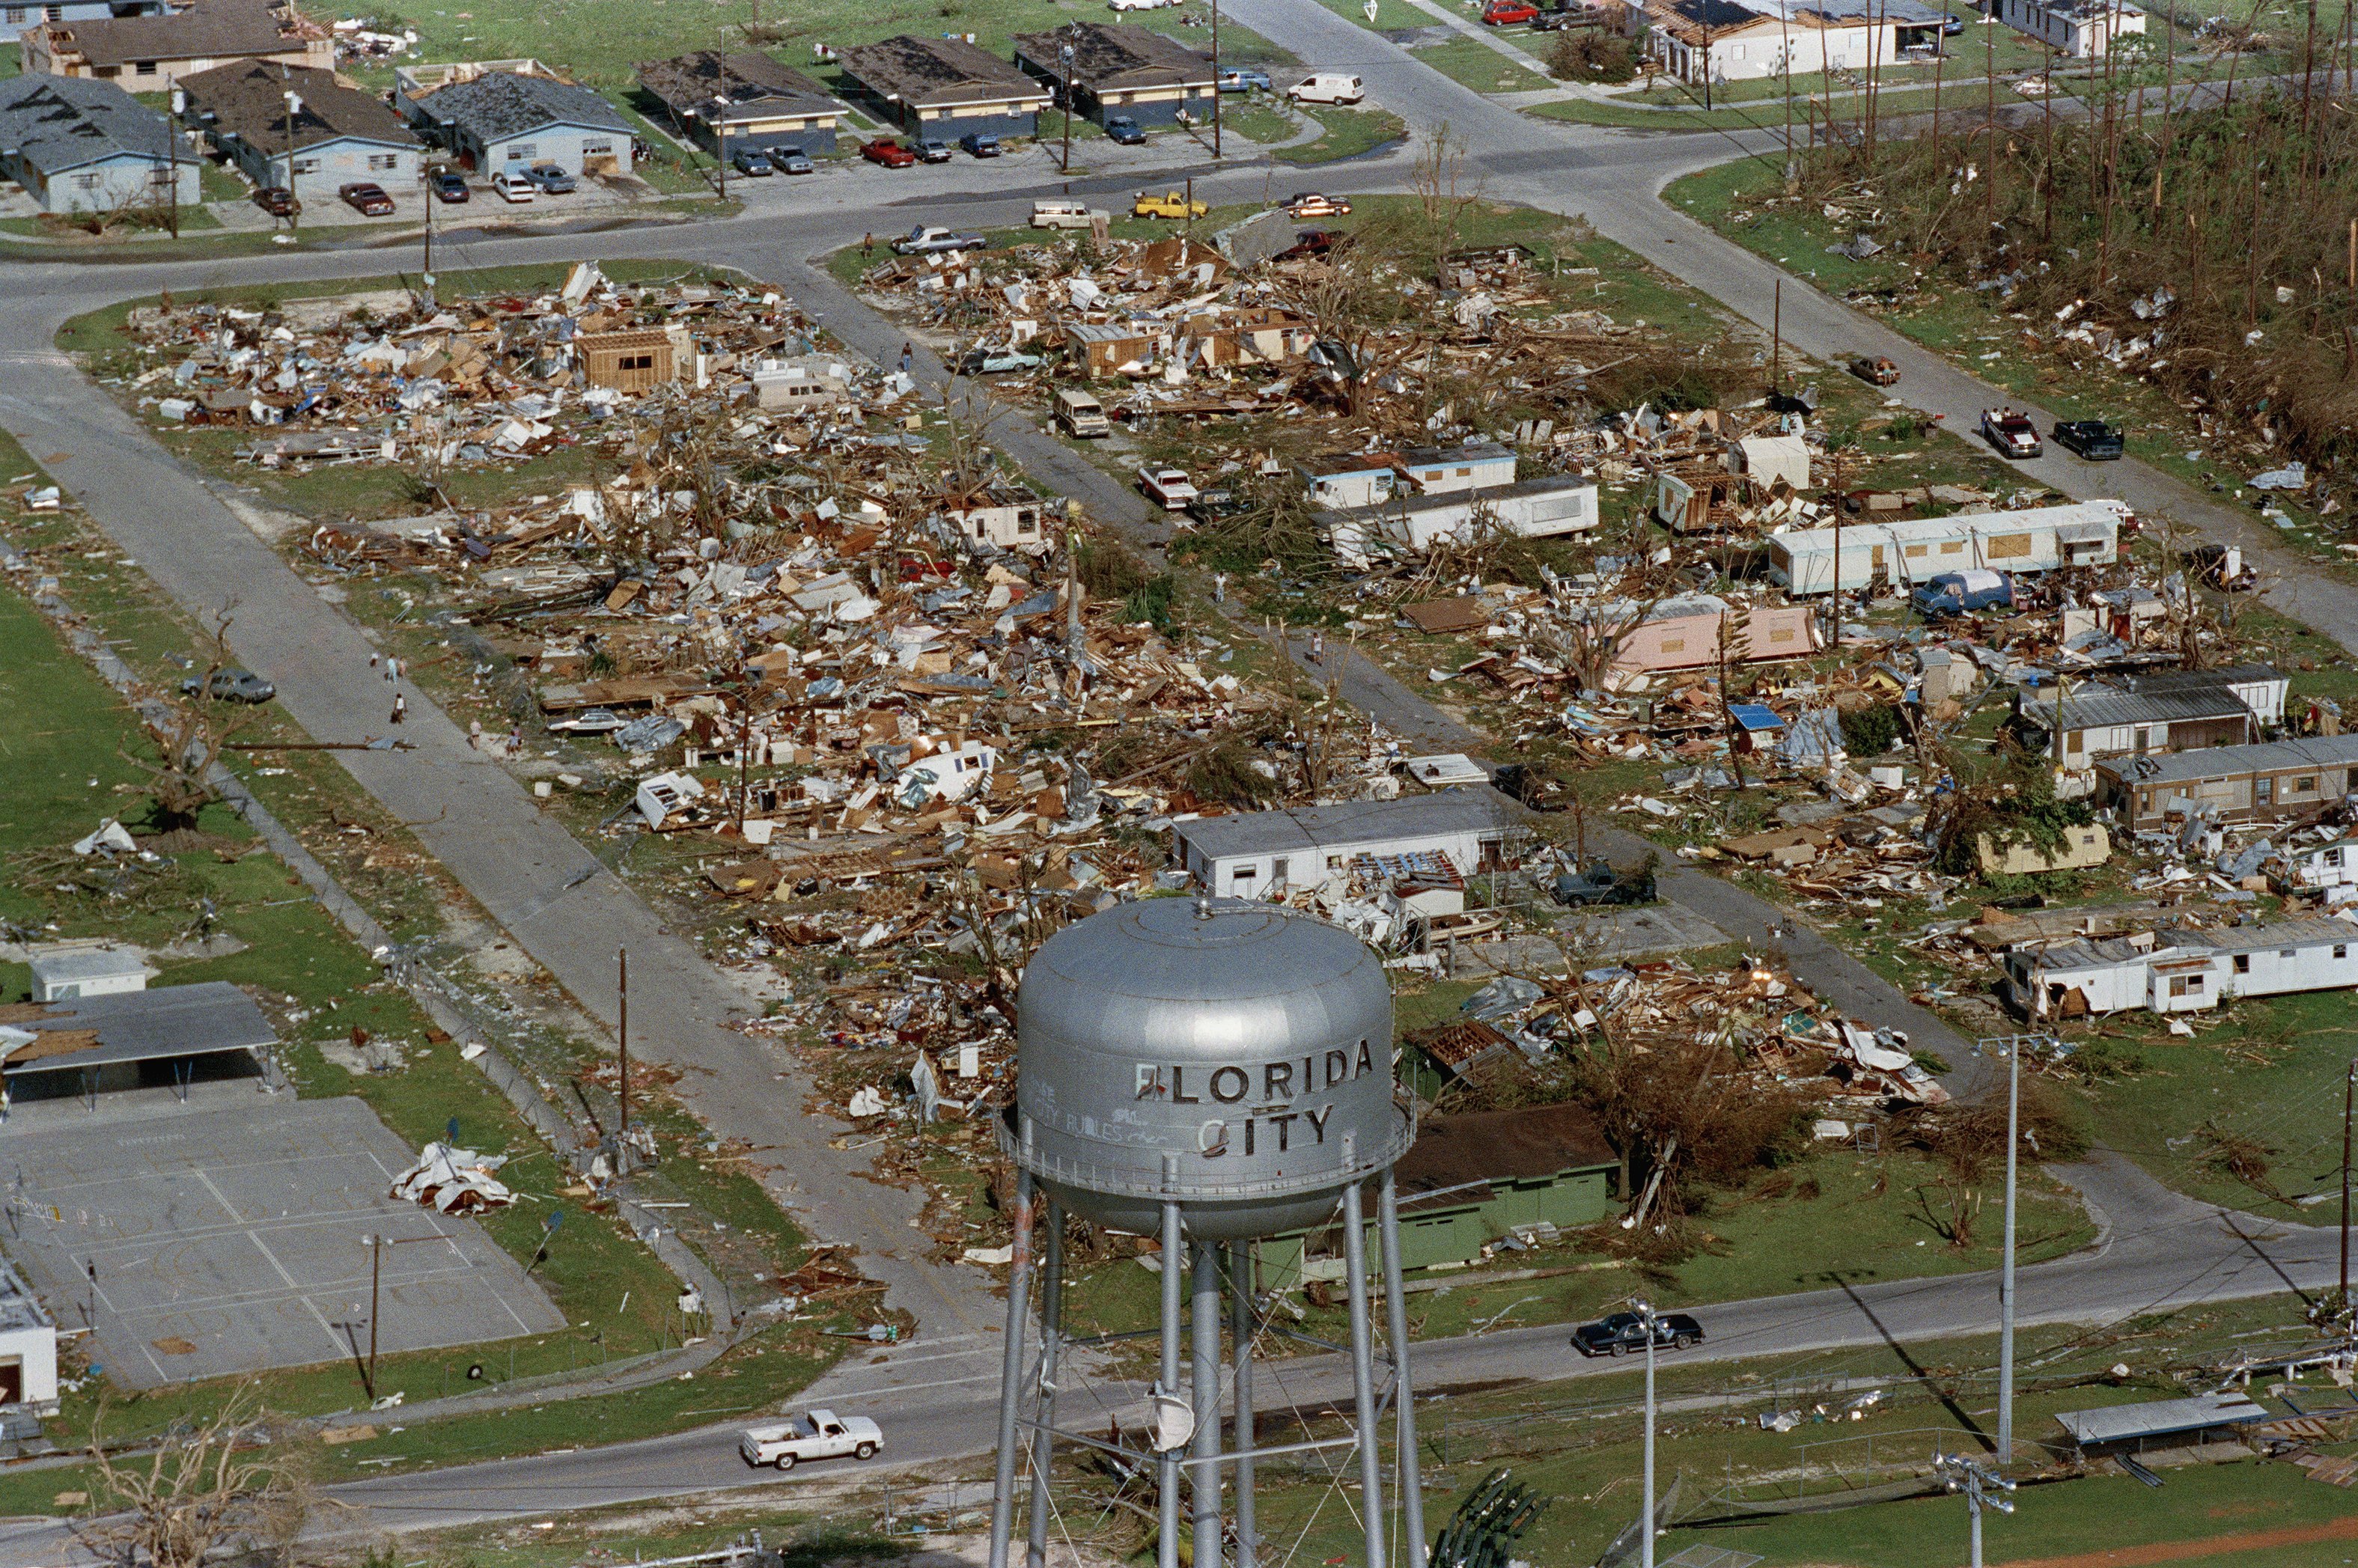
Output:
1276,104,1409,163
1407,34,1555,95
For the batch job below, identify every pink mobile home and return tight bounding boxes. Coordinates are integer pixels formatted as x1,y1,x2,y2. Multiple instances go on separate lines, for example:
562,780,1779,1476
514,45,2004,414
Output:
1604,595,1821,679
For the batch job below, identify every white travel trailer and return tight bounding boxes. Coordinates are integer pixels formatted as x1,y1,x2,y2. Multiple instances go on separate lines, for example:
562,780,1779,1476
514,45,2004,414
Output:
1768,502,2122,596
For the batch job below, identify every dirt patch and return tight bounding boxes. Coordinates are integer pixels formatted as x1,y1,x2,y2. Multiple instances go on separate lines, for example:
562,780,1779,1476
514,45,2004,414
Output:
1992,1510,2358,1568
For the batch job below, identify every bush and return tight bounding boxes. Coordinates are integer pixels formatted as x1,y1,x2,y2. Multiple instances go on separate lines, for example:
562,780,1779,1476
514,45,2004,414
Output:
1547,28,1639,83
1839,703,1904,756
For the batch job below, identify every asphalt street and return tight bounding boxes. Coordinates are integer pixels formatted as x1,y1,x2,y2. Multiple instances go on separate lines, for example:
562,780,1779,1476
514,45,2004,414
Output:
0,18,2347,1545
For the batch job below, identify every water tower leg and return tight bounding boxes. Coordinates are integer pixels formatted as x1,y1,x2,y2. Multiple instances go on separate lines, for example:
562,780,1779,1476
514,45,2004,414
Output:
1340,1179,1387,1568
1228,1239,1258,1568
1159,1198,1184,1568
1378,1170,1427,1568
989,1170,1037,1568
1190,1240,1222,1567
1028,1201,1065,1568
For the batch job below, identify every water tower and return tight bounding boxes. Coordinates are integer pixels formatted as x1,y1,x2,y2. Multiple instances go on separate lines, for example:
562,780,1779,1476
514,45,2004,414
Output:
987,896,1428,1568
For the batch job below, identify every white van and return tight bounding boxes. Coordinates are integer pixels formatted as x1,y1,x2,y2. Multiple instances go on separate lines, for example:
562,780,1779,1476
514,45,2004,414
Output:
1032,199,1107,231
1289,72,1365,105
1054,388,1112,439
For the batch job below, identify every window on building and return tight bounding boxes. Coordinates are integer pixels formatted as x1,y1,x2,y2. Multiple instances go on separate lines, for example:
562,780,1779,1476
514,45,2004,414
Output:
73,171,101,189
2233,954,2250,973
2292,775,2318,793
1326,854,1344,871
508,143,535,160
135,59,156,74
617,353,654,371
1942,540,1964,553
1904,543,1928,558
2257,777,2274,804
582,141,612,155
4,8,30,23
290,157,319,174
1987,532,2034,559
368,152,398,171
2336,945,2348,960
2169,974,2203,996
2281,948,2297,960
44,2,61,16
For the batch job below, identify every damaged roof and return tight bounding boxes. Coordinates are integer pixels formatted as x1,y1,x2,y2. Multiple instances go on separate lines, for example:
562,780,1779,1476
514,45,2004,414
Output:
27,0,320,68
0,981,278,1076
1011,22,1212,91
1174,790,1519,862
180,60,421,152
0,75,174,176
1393,1102,1618,1203
835,34,1051,109
413,68,632,141
636,49,843,123
2103,733,2358,785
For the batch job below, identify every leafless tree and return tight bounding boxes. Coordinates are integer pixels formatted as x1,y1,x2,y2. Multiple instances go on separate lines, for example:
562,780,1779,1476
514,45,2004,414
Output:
124,605,248,835
78,1385,310,1568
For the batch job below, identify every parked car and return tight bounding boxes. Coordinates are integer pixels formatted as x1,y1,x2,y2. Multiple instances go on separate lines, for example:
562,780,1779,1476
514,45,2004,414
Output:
337,181,395,216
1980,407,2043,459
954,347,1045,375
490,170,536,202
523,162,576,193
251,185,298,217
1185,487,1249,527
1219,67,1274,91
739,1409,883,1470
1530,4,1595,27
960,131,1002,157
429,168,469,202
770,147,814,175
2052,418,2125,460
1279,227,1344,260
1481,0,1540,22
1033,198,1106,230
1287,192,1350,218
1108,0,1176,10
1290,72,1366,104
1136,466,1200,510
1551,857,1657,908
1104,115,1146,144
731,148,776,177
182,668,275,704
860,138,919,168
1847,355,1901,386
894,223,989,254
1133,188,1208,219
1912,567,2014,617
1572,1311,1704,1358
915,138,954,163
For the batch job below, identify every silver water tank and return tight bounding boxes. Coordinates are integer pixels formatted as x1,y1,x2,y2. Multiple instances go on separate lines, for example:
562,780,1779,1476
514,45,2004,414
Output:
1007,896,1411,1240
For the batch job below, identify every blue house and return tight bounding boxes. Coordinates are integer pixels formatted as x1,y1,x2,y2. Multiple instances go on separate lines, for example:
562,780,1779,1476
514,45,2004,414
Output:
0,74,195,215
0,0,166,46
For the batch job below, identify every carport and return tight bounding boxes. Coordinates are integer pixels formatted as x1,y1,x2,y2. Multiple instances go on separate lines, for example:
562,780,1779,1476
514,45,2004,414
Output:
2054,1392,2269,1480
0,982,278,1112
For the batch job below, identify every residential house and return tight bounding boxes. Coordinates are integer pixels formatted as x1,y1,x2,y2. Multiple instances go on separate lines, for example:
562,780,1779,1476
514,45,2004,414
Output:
833,34,1050,140
1397,440,1518,495
1993,0,2144,55
1633,0,1946,84
1768,501,2122,595
2014,664,2282,769
1012,21,1213,127
636,49,844,156
1172,790,1526,900
1,0,165,48
938,485,1054,552
1264,1102,1623,1282
1062,318,1169,378
1591,594,1821,680
21,0,329,88
0,74,195,214
393,56,561,103
405,68,633,177
1320,475,1600,567
1299,451,1404,510
179,60,418,206
1176,305,1314,370
2100,735,2358,831
2005,918,2358,1018
0,1260,57,1422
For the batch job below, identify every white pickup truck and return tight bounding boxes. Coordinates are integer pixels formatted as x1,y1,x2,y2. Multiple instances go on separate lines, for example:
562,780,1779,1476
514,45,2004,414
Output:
738,1409,884,1469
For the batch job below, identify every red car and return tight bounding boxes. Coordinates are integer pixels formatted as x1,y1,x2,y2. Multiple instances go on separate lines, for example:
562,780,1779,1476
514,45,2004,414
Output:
1482,1,1539,22
860,138,919,168
338,181,395,216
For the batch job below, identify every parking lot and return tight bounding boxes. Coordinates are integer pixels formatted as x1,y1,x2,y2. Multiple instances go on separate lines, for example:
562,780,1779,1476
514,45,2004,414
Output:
1,1096,562,1389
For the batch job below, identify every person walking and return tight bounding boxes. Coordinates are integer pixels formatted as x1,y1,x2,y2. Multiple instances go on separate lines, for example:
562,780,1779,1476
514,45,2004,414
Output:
1213,571,1228,604
862,231,876,260
391,692,406,726
1309,629,1326,663
900,343,914,376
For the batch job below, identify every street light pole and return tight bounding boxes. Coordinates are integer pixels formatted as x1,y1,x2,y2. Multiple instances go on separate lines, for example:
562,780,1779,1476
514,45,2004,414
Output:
1061,40,1076,174
617,946,631,1156
1999,1037,2020,1462
167,85,183,240
363,1232,383,1399
2340,1056,2354,1323
282,81,301,235
1936,1453,2017,1568
1634,1296,1657,1568
1210,0,1222,158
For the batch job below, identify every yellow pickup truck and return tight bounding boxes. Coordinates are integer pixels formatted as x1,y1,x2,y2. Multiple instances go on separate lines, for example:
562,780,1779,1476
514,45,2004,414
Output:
1132,189,1208,219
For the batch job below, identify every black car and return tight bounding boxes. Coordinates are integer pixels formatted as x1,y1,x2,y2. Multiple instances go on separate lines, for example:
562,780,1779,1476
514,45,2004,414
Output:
1552,857,1657,908
1572,1311,1704,1357
182,668,276,704
959,131,1002,157
430,168,469,202
1529,5,1593,28
2052,418,2124,460
1183,486,1249,527
1104,115,1146,145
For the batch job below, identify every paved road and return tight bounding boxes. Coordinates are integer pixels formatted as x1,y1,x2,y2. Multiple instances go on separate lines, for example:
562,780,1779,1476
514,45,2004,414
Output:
0,25,2347,1538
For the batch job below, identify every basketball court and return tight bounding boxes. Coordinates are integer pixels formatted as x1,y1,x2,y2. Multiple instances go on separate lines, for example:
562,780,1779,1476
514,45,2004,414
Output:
0,1095,562,1388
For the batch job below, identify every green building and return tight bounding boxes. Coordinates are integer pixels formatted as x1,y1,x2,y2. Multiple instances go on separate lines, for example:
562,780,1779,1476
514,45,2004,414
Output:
1263,1103,1621,1287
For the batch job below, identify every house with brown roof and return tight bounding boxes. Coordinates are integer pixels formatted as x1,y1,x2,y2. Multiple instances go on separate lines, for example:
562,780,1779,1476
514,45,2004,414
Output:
1,0,168,49
637,49,845,155
832,34,1049,140
22,0,330,89
1011,21,1213,127
179,60,419,205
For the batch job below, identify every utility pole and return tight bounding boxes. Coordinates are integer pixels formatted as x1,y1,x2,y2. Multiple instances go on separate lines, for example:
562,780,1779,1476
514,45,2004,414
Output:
715,103,728,201
1935,1453,2016,1567
167,85,183,240
2340,1056,2354,1321
1061,36,1076,174
617,946,630,1156
1211,0,1223,158
282,77,302,236
1771,276,1782,388
1998,1036,2022,1462
1634,1297,1658,1568
363,1233,383,1398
